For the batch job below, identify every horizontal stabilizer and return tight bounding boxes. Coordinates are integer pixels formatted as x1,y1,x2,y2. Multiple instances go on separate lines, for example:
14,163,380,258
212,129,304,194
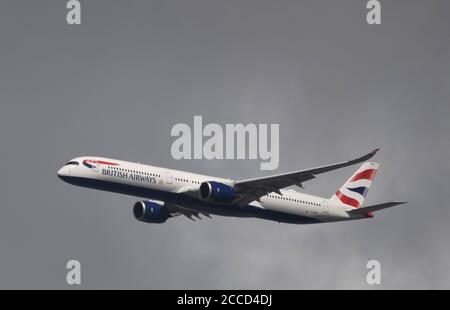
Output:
347,201,406,215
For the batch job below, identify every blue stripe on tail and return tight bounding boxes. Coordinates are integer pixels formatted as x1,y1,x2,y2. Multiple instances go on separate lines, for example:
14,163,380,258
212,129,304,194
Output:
346,186,369,197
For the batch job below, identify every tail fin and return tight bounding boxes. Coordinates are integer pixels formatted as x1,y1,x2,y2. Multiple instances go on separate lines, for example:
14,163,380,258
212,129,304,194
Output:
329,162,379,209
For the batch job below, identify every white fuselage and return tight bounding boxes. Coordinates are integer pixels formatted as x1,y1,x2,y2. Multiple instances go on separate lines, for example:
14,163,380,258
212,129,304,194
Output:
57,156,353,224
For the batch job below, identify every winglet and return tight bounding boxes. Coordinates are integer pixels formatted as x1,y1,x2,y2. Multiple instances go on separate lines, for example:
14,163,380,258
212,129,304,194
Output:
354,148,380,163
369,148,380,157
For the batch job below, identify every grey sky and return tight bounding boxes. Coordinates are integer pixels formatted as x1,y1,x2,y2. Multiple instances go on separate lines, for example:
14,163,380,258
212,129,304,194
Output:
0,0,449,289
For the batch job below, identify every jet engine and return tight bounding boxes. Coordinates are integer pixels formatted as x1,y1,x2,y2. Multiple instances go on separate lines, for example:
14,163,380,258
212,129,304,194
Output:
199,181,236,203
133,200,171,224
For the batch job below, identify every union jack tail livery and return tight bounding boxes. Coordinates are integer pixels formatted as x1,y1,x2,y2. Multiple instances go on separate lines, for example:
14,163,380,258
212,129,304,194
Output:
330,162,379,211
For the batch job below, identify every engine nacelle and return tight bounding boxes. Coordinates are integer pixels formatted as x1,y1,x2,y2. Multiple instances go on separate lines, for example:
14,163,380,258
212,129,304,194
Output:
199,181,236,203
133,200,171,224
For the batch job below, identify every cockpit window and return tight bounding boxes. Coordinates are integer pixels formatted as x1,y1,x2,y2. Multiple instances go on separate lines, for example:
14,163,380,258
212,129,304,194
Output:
65,161,79,166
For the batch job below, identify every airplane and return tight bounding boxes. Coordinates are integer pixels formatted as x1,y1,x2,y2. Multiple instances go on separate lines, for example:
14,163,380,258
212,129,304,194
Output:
57,148,405,225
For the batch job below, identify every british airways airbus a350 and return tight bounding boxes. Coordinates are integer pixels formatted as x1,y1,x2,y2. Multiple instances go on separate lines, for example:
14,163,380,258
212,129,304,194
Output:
57,148,405,225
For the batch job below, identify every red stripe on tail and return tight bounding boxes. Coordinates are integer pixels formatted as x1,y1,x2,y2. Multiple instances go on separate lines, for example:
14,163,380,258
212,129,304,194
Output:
336,190,361,208
350,169,377,182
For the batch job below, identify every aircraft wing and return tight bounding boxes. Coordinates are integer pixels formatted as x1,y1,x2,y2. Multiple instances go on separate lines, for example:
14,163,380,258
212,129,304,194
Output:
233,148,379,206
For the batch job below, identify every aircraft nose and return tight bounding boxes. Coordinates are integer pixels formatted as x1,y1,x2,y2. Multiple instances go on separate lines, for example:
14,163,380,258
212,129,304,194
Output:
57,166,69,178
